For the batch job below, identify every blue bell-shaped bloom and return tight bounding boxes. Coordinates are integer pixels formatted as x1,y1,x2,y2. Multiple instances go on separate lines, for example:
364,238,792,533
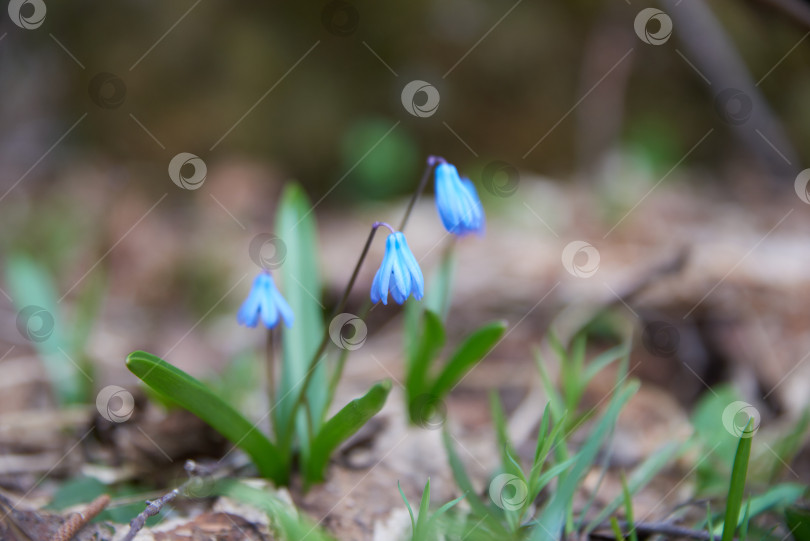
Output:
434,161,485,236
237,271,294,328
370,231,424,305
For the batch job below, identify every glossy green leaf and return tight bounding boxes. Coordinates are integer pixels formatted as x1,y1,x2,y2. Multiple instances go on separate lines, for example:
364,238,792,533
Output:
406,310,445,419
428,320,506,399
126,350,287,484
274,183,327,455
305,380,392,483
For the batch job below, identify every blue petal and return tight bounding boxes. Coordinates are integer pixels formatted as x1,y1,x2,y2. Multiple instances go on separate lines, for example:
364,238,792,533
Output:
460,178,485,234
435,163,463,233
237,274,265,327
271,283,294,327
397,234,424,300
389,234,409,303
370,265,383,304
376,235,397,305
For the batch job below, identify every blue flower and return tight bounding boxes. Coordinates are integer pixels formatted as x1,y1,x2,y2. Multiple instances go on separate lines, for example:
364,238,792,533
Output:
434,161,485,236
370,231,424,305
237,271,294,328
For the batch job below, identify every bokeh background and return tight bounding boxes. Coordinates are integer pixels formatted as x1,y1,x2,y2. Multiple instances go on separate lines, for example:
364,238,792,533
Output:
1,1,810,536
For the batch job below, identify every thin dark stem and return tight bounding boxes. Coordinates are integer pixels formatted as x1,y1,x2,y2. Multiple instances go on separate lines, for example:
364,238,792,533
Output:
397,156,442,231
281,222,384,448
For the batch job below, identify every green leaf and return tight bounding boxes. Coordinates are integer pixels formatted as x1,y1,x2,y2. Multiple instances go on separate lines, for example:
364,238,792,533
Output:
785,506,810,541
406,310,445,419
216,479,337,541
414,478,432,540
532,381,639,541
721,418,754,541
274,183,327,455
305,380,392,483
399,481,417,533
428,320,506,399
442,429,492,519
126,351,287,484
5,255,83,404
621,473,638,541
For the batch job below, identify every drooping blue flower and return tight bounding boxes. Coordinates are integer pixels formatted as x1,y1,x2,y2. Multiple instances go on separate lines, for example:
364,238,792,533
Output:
237,271,294,328
370,231,424,305
434,161,485,236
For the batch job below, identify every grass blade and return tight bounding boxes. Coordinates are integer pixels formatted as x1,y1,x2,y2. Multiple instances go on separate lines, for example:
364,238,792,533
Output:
126,350,286,483
721,418,754,541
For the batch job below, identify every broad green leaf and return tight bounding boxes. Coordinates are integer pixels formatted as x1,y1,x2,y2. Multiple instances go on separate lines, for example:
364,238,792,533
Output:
274,183,327,455
126,351,287,484
5,255,83,404
721,418,754,541
305,380,391,483
532,381,639,541
428,320,506,399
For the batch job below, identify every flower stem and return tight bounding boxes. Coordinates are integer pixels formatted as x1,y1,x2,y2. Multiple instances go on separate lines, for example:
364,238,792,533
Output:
397,156,441,231
281,222,385,447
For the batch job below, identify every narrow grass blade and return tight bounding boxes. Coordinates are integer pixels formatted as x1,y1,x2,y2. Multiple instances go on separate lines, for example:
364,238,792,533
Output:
721,418,754,541
126,351,286,484
305,380,392,483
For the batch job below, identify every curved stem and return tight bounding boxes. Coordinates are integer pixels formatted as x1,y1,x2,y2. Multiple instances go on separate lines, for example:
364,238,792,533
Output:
397,156,441,231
